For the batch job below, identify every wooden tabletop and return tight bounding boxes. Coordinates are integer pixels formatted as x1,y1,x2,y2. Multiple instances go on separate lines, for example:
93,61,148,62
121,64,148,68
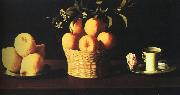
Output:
0,59,180,90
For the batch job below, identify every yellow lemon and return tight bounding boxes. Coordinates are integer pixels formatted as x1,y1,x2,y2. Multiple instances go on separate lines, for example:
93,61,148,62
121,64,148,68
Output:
20,53,43,76
2,47,22,73
14,33,36,57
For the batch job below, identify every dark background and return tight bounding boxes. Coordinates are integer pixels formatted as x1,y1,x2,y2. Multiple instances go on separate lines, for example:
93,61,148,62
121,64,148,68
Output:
0,1,180,94
0,0,180,61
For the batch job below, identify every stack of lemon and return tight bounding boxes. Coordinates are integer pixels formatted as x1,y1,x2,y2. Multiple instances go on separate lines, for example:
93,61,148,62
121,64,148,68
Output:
2,33,45,76
62,17,113,78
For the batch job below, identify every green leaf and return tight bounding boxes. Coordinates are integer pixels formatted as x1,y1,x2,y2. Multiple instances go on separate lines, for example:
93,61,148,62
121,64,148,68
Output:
119,14,128,28
107,16,112,28
96,0,103,5
120,0,127,8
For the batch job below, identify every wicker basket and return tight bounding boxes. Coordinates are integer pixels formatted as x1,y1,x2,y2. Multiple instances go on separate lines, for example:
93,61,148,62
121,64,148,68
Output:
63,48,110,78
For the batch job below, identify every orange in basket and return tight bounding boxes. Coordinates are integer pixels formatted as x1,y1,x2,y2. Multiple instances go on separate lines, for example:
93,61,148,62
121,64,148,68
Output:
79,35,98,52
84,18,101,37
62,33,79,50
97,32,113,49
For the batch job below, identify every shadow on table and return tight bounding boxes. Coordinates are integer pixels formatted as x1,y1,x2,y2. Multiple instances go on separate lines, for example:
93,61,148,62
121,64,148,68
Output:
0,64,67,80
1,61,180,80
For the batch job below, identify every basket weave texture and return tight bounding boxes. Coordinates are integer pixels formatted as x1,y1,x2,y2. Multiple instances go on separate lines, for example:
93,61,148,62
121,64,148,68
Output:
63,48,110,78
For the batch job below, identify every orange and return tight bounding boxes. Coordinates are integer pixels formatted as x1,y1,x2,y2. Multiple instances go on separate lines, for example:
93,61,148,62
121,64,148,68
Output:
79,35,98,52
69,18,83,35
97,32,113,49
62,33,78,49
35,44,45,58
84,18,101,37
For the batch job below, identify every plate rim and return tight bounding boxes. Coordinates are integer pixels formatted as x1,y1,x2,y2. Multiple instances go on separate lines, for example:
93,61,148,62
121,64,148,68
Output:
131,63,176,75
4,70,42,77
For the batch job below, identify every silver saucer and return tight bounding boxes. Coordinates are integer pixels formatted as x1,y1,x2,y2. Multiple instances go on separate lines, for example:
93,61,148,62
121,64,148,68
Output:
131,63,176,75
5,70,41,77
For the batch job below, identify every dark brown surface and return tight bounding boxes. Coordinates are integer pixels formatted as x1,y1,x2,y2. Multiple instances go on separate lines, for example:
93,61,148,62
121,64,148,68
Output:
0,59,180,90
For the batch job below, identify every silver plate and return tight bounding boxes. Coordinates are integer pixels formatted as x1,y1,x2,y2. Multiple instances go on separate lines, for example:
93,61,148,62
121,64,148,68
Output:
5,70,41,77
131,63,176,75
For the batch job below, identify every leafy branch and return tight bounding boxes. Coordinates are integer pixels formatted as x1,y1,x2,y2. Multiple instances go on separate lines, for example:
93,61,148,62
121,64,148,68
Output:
52,0,133,30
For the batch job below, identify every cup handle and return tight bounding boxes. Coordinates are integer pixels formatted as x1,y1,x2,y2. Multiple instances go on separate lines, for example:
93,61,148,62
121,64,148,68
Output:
142,52,146,63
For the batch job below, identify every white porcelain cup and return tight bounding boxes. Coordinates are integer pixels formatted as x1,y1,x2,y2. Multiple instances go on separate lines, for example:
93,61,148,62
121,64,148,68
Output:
143,47,161,72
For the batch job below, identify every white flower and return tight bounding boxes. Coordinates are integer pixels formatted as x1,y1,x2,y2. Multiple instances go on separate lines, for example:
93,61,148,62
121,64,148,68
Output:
126,53,137,70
